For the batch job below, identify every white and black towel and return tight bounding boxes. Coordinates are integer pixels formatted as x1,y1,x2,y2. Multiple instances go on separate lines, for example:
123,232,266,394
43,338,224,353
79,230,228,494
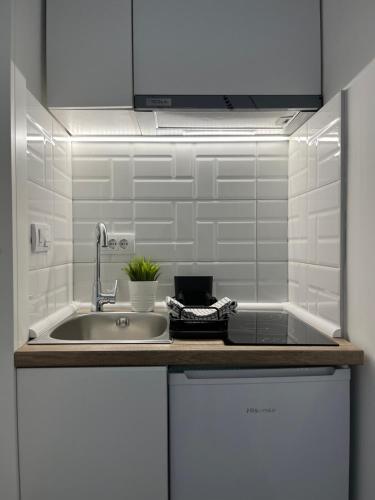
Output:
166,296,237,321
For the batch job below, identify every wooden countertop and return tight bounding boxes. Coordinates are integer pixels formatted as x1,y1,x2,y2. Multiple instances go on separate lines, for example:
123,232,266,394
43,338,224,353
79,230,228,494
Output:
15,338,364,368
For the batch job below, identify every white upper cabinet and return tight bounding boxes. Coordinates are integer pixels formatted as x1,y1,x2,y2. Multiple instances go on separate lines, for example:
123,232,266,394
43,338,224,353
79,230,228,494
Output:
46,0,133,108
133,0,321,107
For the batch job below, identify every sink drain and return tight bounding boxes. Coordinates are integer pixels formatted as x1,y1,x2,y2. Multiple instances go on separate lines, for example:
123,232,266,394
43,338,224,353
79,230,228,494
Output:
116,317,130,328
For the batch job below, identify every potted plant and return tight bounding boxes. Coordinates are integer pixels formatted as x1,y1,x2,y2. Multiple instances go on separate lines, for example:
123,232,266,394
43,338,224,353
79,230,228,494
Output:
122,256,160,312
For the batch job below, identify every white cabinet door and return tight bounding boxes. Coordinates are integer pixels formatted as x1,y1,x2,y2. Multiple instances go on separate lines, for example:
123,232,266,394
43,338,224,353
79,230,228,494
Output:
133,0,321,97
17,367,168,500
47,0,133,108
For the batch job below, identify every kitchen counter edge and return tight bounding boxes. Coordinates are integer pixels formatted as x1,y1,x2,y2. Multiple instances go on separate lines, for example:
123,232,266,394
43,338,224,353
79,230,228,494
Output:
14,339,364,368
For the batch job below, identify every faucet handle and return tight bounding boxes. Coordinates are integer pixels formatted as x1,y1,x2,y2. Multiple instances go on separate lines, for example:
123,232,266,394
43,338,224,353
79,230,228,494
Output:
112,280,118,299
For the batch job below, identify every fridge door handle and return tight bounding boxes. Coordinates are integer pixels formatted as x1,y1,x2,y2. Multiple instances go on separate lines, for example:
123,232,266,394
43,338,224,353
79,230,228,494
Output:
183,367,337,380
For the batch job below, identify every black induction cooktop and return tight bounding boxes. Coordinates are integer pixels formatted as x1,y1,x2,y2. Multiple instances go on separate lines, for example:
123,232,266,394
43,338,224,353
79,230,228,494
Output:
224,311,338,346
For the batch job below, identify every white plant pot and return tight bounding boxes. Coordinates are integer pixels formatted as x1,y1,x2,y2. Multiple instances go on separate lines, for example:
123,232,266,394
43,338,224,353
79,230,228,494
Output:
128,281,158,312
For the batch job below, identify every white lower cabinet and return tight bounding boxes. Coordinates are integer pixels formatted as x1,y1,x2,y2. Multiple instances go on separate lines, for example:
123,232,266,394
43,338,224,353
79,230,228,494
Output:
17,367,168,500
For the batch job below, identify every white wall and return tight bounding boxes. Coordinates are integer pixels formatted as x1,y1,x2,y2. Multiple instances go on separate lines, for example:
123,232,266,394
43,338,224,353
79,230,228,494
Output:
322,0,375,101
0,0,21,498
345,58,375,500
13,0,45,103
72,140,289,303
27,92,73,329
288,94,342,326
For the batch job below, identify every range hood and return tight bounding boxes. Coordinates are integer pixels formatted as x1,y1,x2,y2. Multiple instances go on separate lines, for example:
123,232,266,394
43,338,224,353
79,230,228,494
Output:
132,1,322,116
51,108,314,137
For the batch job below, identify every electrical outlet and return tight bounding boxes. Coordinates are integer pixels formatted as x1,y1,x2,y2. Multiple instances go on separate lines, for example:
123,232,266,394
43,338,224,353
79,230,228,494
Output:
102,232,135,255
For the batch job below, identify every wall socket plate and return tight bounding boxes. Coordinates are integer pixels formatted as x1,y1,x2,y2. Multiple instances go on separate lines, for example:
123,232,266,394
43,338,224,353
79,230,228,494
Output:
102,232,135,255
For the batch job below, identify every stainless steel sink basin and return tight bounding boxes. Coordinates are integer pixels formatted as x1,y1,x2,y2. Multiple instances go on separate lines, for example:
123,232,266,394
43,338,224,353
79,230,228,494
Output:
29,312,171,344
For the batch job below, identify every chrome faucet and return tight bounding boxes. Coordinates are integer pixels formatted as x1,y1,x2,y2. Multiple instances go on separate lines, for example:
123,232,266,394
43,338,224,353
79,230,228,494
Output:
91,222,118,312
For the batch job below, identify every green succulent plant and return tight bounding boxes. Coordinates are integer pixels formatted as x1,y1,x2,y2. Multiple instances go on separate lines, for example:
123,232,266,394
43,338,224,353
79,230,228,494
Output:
122,256,160,282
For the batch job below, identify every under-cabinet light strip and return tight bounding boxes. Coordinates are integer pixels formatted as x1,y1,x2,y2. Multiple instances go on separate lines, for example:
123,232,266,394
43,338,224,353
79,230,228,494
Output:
70,135,289,142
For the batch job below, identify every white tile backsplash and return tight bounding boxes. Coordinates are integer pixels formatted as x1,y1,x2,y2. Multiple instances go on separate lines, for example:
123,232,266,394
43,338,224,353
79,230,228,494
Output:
23,104,344,315
288,94,342,325
72,141,289,302
27,92,73,326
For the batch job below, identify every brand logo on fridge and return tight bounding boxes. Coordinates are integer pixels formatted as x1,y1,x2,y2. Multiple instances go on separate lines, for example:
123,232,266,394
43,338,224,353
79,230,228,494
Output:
246,407,277,415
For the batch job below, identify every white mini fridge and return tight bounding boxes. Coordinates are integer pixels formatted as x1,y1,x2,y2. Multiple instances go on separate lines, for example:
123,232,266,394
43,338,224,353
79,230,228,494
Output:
169,367,350,500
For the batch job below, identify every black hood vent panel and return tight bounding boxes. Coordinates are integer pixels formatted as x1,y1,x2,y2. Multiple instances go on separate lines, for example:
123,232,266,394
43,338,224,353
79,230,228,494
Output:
135,94,322,111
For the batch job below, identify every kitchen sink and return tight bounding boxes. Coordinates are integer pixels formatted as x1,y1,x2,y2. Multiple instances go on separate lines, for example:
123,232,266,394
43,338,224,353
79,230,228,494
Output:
29,312,171,344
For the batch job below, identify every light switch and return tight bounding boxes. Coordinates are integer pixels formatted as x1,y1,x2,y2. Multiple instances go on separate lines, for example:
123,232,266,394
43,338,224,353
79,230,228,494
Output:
31,223,51,253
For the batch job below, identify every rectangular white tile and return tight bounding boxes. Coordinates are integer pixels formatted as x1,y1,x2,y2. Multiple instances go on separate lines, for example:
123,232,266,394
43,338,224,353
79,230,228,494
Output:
257,242,288,261
73,179,111,199
74,201,133,220
258,282,288,302
216,282,257,301
317,153,340,188
257,221,287,241
54,216,72,241
217,158,256,178
257,179,288,199
257,158,288,178
216,242,256,261
308,181,340,214
72,142,132,157
217,222,256,241
29,182,53,215
134,201,173,220
317,290,340,325
196,263,246,284
196,158,215,198
307,143,318,190
175,143,193,177
217,179,256,199
197,201,256,220
288,239,308,263
307,264,340,296
257,141,288,157
195,143,256,156
176,202,194,241
112,221,134,233
112,159,133,199
134,242,175,261
134,180,194,199
73,222,97,242
258,262,288,283
72,158,110,179
135,222,174,241
27,144,45,186
134,157,173,177
257,200,288,220
317,240,340,268
197,222,215,261
317,210,340,238
133,142,173,156
175,242,195,261
289,169,308,197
